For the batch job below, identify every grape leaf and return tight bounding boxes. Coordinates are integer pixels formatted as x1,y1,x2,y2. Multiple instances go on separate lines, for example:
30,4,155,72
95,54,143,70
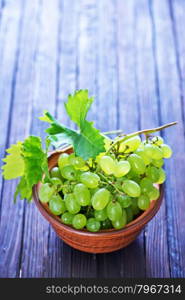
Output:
23,136,48,187
14,176,32,203
64,90,93,127
2,136,49,202
40,90,105,159
1,142,24,179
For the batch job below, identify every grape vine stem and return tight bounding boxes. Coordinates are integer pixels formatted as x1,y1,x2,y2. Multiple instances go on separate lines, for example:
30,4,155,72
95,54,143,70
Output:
102,130,123,135
106,121,177,154
98,172,123,194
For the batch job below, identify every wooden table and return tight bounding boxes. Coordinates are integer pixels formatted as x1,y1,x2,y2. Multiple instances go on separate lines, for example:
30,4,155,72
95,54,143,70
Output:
0,0,184,278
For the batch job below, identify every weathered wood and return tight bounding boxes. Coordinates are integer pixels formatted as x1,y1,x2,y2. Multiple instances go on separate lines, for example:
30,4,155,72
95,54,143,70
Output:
151,0,185,277
0,0,185,279
90,0,122,277
0,0,40,277
20,0,60,278
69,0,98,278
170,0,185,134
115,0,146,278
0,0,23,200
52,0,80,278
135,0,170,277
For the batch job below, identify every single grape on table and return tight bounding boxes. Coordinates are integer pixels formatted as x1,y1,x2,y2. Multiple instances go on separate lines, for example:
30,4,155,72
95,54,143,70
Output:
40,133,172,232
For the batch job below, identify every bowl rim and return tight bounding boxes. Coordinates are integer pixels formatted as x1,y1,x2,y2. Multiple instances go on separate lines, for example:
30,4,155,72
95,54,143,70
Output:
33,147,164,237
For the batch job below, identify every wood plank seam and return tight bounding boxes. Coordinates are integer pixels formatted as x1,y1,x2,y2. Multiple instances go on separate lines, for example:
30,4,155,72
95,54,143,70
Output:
0,0,25,221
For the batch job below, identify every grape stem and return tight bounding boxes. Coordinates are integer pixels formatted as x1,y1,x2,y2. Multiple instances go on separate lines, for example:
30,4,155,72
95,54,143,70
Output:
102,130,123,135
98,172,123,194
106,121,177,154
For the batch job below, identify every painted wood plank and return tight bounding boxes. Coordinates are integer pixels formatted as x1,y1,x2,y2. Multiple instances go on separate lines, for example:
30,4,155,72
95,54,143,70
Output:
20,0,60,278
170,0,185,134
48,0,80,278
0,0,23,201
94,0,124,278
151,0,185,277
0,0,41,277
114,0,146,278
68,0,98,278
134,0,170,277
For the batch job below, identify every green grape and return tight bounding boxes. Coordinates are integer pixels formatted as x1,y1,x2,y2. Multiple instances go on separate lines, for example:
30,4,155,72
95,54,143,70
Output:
107,201,122,221
101,219,112,229
50,167,62,179
138,194,150,210
61,212,74,225
72,214,87,229
58,153,69,169
92,188,110,210
99,155,116,175
135,149,152,165
125,207,134,223
114,160,131,177
148,186,160,201
152,158,164,168
131,198,140,215
144,144,163,160
152,136,164,145
104,137,112,151
127,154,146,174
122,180,141,197
137,142,145,150
117,195,132,208
69,155,85,169
39,183,55,203
64,193,81,214
126,169,140,182
50,177,62,186
74,183,91,206
112,209,127,229
140,177,153,194
156,168,166,184
146,166,160,183
86,218,101,232
160,144,172,158
49,194,66,215
94,208,107,221
119,135,141,153
90,187,99,196
61,165,77,180
80,172,100,188
75,170,83,181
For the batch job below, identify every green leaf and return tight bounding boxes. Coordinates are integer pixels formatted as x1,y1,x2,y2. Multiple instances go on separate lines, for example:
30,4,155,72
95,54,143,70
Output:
64,90,93,127
2,135,50,202
41,90,105,159
14,176,32,203
39,110,54,123
23,136,47,187
1,142,24,179
74,121,106,160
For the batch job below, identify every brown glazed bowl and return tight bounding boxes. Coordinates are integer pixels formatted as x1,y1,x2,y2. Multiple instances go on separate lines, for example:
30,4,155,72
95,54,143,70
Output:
33,147,164,254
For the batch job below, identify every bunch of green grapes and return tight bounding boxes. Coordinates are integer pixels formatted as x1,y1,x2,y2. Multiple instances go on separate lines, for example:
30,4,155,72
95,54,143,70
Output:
38,134,172,232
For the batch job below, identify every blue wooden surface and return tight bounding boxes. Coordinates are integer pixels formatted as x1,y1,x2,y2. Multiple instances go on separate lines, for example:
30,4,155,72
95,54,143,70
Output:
0,0,185,278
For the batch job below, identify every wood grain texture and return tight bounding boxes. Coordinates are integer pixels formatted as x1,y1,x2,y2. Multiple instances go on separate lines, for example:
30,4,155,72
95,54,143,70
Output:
135,0,170,278
55,0,79,278
0,0,185,278
20,0,60,278
0,0,23,201
70,0,98,278
115,0,146,278
0,0,40,277
151,0,185,277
